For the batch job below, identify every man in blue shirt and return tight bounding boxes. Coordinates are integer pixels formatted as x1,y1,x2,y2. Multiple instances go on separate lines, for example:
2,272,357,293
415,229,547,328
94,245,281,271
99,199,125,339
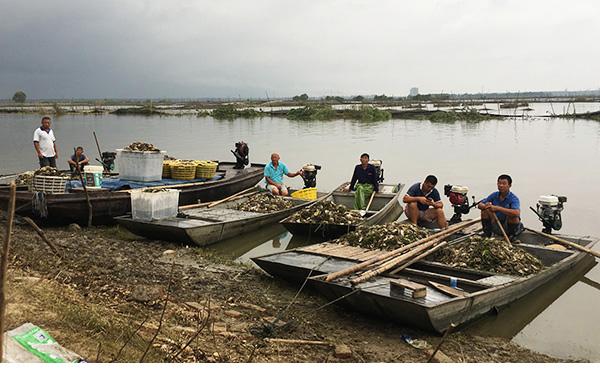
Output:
403,175,447,229
478,174,524,239
264,152,302,196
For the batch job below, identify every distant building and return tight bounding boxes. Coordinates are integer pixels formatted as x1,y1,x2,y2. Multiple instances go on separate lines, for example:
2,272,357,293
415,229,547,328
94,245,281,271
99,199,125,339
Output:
409,87,419,97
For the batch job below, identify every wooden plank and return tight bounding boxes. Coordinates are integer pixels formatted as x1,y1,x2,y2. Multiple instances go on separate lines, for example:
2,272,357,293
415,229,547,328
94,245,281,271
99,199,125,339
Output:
390,279,427,298
429,281,468,298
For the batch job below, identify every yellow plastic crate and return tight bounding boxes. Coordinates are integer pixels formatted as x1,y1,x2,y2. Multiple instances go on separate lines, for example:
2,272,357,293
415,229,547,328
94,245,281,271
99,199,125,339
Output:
291,187,317,200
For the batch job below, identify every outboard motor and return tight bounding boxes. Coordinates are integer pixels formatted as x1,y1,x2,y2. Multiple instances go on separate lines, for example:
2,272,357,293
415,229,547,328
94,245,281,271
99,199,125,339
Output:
444,184,477,224
301,163,321,188
369,160,384,183
530,195,567,234
231,141,249,169
101,152,116,172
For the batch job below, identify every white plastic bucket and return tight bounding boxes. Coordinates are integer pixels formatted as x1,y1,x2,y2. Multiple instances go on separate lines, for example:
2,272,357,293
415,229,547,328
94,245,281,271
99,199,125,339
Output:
84,165,104,187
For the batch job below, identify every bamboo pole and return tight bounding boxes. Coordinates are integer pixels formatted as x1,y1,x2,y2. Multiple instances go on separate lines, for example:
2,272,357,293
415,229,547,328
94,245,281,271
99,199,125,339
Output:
264,338,331,346
179,186,257,211
351,240,449,285
490,211,511,246
21,217,63,258
323,218,480,282
0,182,17,361
75,148,93,227
208,186,258,208
525,227,600,258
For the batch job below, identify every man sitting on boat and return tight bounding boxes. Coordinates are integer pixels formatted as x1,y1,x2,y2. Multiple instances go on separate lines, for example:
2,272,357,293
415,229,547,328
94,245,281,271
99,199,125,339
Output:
478,174,524,240
403,175,448,229
67,146,89,173
347,153,379,210
264,153,302,196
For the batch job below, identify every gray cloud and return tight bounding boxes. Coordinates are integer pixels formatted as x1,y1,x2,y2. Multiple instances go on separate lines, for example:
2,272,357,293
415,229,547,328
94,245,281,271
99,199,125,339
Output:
1,0,599,99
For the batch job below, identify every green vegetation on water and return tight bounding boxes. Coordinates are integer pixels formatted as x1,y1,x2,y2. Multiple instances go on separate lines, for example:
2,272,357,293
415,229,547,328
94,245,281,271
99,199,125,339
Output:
287,105,391,122
394,109,495,123
211,105,263,120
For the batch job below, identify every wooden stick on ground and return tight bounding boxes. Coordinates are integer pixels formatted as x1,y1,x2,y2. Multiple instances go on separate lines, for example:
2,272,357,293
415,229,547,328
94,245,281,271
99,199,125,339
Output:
21,216,63,258
323,218,481,282
490,211,511,246
0,182,17,361
264,338,332,346
525,227,600,258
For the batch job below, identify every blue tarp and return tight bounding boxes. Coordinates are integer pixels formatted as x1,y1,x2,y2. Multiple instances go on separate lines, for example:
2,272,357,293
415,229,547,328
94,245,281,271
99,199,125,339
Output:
67,174,224,191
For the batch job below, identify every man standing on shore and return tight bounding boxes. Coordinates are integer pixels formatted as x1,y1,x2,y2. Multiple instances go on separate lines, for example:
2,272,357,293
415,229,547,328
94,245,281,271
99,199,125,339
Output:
33,116,58,168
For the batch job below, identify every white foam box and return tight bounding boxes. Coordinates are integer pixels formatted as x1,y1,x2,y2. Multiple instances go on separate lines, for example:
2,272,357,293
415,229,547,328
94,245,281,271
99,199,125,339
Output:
116,149,166,182
131,189,180,221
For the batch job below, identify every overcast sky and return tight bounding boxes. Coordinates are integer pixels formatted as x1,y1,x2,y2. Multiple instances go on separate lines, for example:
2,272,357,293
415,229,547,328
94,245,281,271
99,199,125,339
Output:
1,0,599,99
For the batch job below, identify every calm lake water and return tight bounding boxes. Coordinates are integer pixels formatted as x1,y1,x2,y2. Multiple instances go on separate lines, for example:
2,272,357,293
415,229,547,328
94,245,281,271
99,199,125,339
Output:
1,112,599,361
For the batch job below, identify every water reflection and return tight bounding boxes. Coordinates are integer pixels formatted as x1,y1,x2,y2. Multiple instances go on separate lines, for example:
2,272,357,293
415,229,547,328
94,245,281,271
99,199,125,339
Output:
465,258,597,339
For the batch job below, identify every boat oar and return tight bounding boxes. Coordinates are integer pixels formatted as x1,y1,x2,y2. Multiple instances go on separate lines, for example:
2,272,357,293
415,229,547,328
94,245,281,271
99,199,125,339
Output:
75,147,93,227
179,186,258,211
360,191,376,217
93,131,109,172
525,227,600,259
490,211,512,247
207,186,258,208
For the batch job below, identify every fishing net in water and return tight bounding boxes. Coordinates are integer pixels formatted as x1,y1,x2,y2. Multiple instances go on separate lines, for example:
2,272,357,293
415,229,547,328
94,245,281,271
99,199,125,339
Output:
432,235,544,276
337,223,431,251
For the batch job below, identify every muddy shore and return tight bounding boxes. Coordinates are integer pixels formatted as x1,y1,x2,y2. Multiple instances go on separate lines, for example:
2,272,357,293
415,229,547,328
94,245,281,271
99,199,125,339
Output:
1,223,565,363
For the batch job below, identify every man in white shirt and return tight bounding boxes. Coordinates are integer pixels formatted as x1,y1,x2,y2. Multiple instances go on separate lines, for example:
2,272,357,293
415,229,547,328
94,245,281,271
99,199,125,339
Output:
33,116,59,168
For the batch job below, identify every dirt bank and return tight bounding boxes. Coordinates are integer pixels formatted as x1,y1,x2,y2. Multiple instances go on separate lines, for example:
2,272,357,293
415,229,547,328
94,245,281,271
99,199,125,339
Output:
1,223,563,363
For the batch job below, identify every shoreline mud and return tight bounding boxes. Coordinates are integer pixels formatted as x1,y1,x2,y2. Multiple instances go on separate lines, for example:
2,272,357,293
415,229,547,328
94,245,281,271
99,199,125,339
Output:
0,222,570,363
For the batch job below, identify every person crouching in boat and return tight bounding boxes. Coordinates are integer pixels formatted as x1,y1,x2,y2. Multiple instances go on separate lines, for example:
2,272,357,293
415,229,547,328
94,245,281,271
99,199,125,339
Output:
346,153,379,210
68,146,89,173
403,175,448,229
478,174,524,240
264,153,302,196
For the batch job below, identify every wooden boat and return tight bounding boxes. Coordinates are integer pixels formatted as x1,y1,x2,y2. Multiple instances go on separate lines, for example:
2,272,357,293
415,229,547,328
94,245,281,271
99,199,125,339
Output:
279,182,405,240
252,229,598,333
115,189,327,246
0,162,265,225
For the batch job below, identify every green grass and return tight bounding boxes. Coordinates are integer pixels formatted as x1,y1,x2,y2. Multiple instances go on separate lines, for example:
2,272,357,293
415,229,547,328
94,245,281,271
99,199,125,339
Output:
211,105,263,120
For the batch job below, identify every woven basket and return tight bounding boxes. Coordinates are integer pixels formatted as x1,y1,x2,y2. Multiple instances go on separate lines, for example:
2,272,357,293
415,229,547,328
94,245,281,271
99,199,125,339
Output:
196,160,218,179
162,160,175,178
32,175,68,194
171,161,197,180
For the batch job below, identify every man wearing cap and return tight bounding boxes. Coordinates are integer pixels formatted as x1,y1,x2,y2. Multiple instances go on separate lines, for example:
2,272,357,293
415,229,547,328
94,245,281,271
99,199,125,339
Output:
264,153,302,196
33,116,58,168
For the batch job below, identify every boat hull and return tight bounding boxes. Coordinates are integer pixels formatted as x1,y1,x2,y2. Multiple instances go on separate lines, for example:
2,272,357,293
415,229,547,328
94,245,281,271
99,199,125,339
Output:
0,163,265,225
